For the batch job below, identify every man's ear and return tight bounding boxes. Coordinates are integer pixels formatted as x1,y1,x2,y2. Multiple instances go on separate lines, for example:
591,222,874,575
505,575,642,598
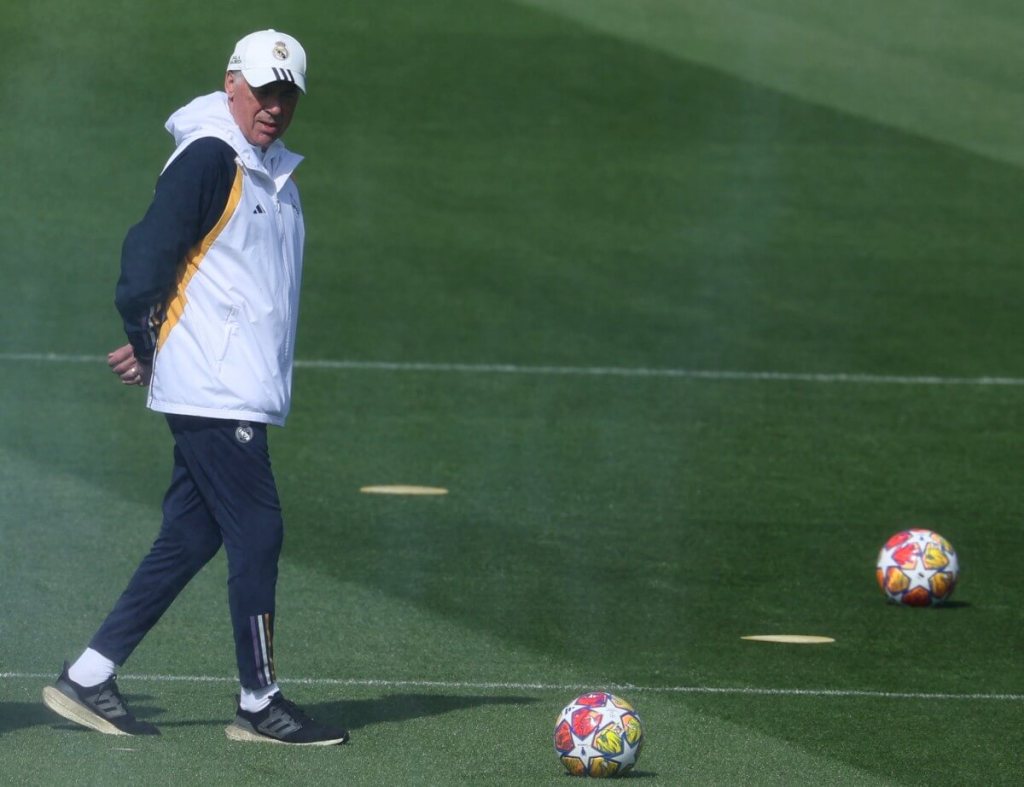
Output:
224,71,236,98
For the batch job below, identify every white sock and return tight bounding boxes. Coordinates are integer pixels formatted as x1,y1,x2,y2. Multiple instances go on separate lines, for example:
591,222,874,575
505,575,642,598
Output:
68,648,118,687
240,682,280,713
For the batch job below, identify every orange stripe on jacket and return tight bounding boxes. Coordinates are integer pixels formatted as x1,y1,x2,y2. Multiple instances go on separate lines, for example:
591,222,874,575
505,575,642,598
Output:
157,165,244,349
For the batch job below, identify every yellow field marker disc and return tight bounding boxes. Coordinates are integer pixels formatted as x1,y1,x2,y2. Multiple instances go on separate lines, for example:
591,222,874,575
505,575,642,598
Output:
360,485,449,496
741,634,836,644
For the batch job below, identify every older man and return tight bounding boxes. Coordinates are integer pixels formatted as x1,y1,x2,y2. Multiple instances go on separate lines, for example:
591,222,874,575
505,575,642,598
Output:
42,29,348,746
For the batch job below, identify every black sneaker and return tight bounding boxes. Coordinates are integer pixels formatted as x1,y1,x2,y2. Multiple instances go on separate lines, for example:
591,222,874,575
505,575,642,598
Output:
225,693,349,745
42,662,160,736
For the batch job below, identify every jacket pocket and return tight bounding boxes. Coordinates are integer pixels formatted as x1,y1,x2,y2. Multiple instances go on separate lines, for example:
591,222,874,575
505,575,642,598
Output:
216,305,240,363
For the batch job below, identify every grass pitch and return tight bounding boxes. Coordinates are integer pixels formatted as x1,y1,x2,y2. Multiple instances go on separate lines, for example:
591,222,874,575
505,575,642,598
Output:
2,0,1023,783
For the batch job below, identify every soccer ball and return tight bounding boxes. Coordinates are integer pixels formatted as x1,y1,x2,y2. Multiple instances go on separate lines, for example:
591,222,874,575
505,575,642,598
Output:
553,691,644,777
875,528,959,606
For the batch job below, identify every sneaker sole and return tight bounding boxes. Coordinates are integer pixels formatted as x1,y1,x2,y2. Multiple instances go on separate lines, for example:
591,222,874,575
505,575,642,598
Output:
42,686,131,736
224,722,348,746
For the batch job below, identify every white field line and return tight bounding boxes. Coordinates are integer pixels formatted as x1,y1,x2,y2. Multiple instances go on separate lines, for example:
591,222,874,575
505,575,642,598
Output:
2,672,1022,701
2,351,1024,387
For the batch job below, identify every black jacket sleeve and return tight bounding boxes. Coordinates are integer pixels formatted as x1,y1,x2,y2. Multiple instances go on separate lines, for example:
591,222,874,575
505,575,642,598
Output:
115,137,238,363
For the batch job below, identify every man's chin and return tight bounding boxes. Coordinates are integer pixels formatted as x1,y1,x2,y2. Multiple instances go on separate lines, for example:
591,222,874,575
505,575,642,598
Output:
250,128,280,148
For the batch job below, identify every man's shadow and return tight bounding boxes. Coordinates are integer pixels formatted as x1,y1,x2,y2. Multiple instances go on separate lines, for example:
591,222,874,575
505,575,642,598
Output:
307,693,539,731
3,693,168,735
0,701,60,735
7,692,540,734
162,692,542,731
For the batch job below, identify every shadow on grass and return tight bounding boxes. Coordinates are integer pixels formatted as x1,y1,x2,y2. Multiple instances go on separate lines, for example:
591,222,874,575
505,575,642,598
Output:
309,692,539,731
5,692,170,736
4,691,543,735
0,702,64,735
152,692,544,732
884,599,972,610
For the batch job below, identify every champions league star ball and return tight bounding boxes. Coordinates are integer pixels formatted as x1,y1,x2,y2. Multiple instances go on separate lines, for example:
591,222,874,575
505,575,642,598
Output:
876,528,959,606
553,692,644,777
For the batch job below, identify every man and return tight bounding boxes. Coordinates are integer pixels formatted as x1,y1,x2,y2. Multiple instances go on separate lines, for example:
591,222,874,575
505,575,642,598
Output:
41,29,349,746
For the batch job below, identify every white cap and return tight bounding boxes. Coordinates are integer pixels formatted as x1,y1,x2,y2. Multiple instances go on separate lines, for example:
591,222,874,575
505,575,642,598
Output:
227,29,307,93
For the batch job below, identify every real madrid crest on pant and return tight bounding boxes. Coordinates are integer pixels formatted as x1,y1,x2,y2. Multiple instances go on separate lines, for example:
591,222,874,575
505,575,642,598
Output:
235,422,254,444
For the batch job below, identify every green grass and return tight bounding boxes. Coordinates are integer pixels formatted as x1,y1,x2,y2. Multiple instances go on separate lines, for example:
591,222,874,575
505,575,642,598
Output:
2,0,1024,783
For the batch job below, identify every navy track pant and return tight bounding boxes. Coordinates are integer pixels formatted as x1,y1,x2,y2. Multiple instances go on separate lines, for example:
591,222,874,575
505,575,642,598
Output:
90,414,283,689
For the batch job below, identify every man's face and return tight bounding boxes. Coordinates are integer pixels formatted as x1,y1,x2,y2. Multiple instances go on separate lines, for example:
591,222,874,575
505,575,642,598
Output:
225,71,301,149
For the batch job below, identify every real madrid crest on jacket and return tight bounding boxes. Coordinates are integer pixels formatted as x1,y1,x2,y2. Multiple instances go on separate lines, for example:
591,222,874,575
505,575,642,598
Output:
116,91,304,426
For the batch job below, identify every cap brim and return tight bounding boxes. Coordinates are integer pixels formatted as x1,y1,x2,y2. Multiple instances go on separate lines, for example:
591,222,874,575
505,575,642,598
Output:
242,67,306,93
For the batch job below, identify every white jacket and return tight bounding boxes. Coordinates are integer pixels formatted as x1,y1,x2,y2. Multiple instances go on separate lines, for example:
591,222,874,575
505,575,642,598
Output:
146,92,305,426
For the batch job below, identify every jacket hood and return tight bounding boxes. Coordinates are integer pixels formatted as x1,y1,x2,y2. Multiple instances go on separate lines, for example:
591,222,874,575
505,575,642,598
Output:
164,91,302,188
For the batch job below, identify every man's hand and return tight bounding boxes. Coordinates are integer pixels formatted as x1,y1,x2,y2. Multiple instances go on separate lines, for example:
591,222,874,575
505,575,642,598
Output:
108,343,152,386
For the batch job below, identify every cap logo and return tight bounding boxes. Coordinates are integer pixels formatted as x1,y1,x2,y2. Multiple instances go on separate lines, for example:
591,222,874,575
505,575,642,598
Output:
229,54,242,66
272,41,289,61
272,67,296,84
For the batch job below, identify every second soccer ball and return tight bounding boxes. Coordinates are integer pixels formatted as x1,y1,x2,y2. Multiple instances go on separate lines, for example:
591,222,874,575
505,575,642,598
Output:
876,528,959,606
